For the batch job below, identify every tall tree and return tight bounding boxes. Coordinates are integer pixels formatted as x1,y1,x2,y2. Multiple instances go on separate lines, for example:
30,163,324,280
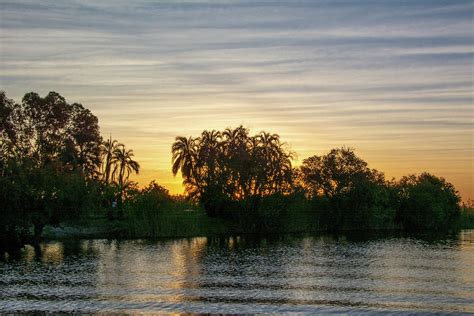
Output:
112,145,140,191
396,173,461,230
171,126,293,214
62,103,102,177
300,147,379,198
172,136,197,180
100,136,123,184
0,91,102,177
0,91,103,246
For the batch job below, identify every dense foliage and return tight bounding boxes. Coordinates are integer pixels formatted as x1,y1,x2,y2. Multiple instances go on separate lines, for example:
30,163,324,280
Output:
0,90,467,253
395,173,461,230
172,131,463,233
172,126,293,219
0,91,142,250
1,91,102,176
299,148,396,230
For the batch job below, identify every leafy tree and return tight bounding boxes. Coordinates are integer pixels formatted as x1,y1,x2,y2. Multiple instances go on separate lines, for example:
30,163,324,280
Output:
396,173,461,230
300,147,394,230
0,91,103,248
127,180,173,211
301,147,381,198
0,92,16,176
0,91,102,177
62,103,102,177
0,160,31,250
112,145,140,204
0,158,95,248
100,136,123,185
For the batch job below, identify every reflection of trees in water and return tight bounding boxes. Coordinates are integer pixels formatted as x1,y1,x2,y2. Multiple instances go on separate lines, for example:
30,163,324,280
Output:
1,232,472,312
20,242,65,264
189,235,302,304
177,232,474,307
171,237,209,293
90,238,209,303
17,239,102,264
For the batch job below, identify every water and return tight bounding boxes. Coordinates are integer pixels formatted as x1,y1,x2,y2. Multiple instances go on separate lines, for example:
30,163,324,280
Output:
1,230,473,314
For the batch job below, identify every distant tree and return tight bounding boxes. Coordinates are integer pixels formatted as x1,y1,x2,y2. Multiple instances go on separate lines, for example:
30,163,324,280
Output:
128,180,172,211
462,198,474,210
172,136,198,194
396,173,461,230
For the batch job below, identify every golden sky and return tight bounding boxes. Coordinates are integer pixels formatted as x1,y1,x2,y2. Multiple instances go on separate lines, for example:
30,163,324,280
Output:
1,1,473,200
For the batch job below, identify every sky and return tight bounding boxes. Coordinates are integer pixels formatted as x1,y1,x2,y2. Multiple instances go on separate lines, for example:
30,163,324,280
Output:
1,0,473,200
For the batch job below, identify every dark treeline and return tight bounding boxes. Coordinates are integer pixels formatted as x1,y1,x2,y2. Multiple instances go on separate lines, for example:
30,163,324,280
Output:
171,128,463,232
0,91,470,253
171,127,293,215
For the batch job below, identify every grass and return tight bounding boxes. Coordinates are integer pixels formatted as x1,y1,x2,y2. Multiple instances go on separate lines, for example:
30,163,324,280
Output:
125,207,228,237
43,214,128,239
44,205,474,240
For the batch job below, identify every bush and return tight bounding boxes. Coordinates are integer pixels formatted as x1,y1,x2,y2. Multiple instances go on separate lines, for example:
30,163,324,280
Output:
0,160,97,252
122,181,226,237
396,173,461,230
215,192,314,233
311,179,396,231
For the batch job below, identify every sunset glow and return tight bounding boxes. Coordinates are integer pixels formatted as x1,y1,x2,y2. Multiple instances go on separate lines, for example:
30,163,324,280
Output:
1,1,472,199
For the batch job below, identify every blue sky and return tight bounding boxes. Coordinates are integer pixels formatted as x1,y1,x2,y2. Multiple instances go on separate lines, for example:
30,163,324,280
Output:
1,0,473,198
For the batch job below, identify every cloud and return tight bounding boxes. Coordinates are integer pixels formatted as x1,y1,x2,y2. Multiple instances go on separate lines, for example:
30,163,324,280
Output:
1,0,473,198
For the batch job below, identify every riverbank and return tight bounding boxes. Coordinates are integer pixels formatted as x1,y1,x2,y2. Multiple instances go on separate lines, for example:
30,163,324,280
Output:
41,207,474,240
42,209,329,239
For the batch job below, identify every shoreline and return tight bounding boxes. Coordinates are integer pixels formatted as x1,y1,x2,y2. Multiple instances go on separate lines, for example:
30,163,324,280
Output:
41,216,473,240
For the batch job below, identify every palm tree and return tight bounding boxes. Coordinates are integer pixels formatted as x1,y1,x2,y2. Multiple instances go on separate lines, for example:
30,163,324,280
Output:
100,136,123,184
171,136,196,179
200,130,221,149
112,145,140,189
199,130,221,175
222,125,248,149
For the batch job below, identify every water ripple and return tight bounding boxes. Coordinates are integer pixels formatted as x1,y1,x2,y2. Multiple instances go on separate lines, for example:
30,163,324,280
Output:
1,230,473,313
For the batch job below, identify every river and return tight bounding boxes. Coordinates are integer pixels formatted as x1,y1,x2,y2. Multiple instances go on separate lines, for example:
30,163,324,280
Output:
1,230,473,314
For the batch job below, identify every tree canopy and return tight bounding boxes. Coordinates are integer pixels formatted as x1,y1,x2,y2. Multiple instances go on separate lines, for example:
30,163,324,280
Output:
396,173,461,230
172,126,293,215
300,147,385,198
0,91,140,250
1,91,102,177
0,90,467,251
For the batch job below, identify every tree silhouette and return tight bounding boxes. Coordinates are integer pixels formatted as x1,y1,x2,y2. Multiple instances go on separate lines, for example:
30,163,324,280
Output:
0,91,102,177
100,136,123,185
396,173,461,230
171,126,293,215
112,145,140,198
172,136,197,181
0,91,103,245
301,147,382,198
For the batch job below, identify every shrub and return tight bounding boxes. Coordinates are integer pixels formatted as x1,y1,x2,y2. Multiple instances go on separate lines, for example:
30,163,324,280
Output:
396,173,461,230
